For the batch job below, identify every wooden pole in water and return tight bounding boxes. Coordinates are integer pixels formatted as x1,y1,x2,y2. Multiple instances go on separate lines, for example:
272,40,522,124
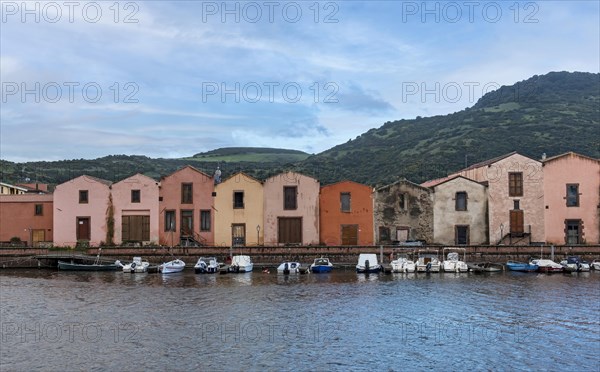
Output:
380,245,383,264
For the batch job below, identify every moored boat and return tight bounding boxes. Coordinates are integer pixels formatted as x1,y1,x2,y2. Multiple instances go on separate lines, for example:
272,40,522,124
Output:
159,259,186,274
356,253,381,273
416,250,441,273
591,260,600,270
277,262,302,274
58,260,123,271
122,257,150,273
310,257,333,273
559,256,590,272
530,258,563,273
228,255,254,273
194,257,219,274
441,248,468,273
468,262,503,272
390,253,416,273
506,261,538,272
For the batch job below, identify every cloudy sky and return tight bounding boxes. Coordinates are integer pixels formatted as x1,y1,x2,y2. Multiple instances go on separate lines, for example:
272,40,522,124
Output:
1,1,598,162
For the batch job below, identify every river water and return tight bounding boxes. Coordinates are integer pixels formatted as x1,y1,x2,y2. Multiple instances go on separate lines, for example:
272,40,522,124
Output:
1,269,599,371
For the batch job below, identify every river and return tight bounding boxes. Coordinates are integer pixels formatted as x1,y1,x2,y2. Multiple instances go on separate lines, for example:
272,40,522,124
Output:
1,269,599,371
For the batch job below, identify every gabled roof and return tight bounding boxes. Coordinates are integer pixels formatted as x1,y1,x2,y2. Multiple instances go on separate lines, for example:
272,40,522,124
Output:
265,171,319,183
423,175,487,189
375,178,430,192
459,151,518,172
220,171,263,184
79,175,112,186
0,182,28,192
542,151,599,164
114,173,158,185
320,179,372,189
161,165,212,180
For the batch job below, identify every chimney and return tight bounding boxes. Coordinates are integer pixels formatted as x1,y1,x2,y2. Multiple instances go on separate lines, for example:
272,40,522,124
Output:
541,153,546,161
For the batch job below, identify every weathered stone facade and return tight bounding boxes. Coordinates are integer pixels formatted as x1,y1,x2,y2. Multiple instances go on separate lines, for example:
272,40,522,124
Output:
374,179,433,244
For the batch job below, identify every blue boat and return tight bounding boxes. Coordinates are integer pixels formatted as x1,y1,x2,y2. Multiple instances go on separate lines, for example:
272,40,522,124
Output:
310,257,333,273
506,261,538,272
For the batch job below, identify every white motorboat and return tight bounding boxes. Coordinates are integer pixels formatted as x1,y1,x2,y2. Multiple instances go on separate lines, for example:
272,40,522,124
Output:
356,253,381,273
559,256,590,272
277,262,302,274
441,248,469,273
194,257,219,274
390,253,416,273
416,250,441,272
122,257,150,273
159,259,186,274
591,260,600,270
229,255,254,273
530,258,563,273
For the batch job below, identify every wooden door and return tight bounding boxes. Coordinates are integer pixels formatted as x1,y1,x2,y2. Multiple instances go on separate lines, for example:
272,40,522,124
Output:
232,224,246,246
341,225,358,245
180,210,194,236
32,229,45,244
278,217,302,244
510,210,524,236
76,217,90,240
123,216,150,241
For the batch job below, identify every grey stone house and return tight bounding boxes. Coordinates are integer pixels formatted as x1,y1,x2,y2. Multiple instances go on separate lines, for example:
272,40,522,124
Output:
373,179,433,244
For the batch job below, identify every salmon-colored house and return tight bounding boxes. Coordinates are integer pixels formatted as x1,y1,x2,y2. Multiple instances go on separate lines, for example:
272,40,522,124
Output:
263,172,319,245
319,180,373,246
111,174,160,245
453,152,545,244
543,152,600,245
214,172,264,247
0,194,53,245
53,175,112,247
159,166,215,246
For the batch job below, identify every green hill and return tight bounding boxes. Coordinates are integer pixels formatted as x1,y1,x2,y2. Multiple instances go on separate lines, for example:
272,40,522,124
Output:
1,71,598,187
187,147,310,163
296,71,599,186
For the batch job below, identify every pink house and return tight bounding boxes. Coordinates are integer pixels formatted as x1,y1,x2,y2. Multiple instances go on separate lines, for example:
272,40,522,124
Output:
543,152,599,245
263,172,320,245
454,152,545,244
111,174,160,245
159,166,215,246
53,175,112,247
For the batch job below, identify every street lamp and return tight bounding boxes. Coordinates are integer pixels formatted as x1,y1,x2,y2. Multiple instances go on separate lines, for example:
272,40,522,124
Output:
256,225,261,246
500,223,504,245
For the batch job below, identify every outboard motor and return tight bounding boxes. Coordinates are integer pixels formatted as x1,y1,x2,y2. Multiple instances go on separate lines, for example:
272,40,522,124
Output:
365,260,370,274
426,262,432,273
283,263,290,275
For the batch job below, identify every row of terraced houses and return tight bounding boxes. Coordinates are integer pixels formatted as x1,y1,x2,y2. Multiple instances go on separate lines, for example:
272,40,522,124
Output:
0,152,598,247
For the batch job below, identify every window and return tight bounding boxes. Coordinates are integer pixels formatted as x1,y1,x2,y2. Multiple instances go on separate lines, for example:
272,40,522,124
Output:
165,210,175,231
340,192,351,212
131,189,141,203
200,210,211,231
455,225,470,245
509,172,523,196
79,190,88,203
379,226,390,243
181,183,193,204
284,186,297,210
455,192,467,211
233,191,244,209
565,219,582,244
399,193,407,210
34,204,43,216
566,184,579,207
514,200,520,210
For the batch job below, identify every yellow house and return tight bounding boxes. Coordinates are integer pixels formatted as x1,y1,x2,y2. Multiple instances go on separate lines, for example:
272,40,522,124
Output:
214,172,264,247
0,182,27,195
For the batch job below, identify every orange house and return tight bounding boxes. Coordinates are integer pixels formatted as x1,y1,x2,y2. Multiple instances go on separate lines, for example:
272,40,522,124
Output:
0,194,53,246
319,180,374,246
159,166,215,246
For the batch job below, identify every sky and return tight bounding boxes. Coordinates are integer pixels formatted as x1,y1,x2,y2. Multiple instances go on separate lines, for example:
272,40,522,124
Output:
1,0,599,162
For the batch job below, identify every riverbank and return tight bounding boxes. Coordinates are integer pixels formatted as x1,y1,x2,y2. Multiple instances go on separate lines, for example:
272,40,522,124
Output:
1,245,599,268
